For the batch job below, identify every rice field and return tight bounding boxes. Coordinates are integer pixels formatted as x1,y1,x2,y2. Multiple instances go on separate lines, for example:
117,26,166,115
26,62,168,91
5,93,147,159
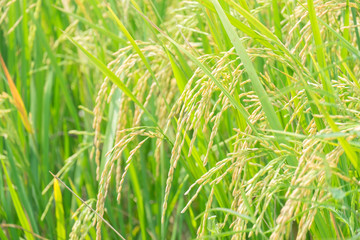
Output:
1,0,360,239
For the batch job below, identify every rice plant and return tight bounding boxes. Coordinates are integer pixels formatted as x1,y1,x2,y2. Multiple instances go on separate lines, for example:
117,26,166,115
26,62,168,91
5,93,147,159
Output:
1,0,360,239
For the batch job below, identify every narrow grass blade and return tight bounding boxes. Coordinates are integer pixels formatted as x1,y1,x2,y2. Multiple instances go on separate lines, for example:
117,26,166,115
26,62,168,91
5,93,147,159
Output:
211,0,283,132
0,54,32,133
53,6,127,44
306,0,326,68
341,0,350,62
41,71,54,185
197,0,275,50
132,8,257,133
0,225,9,240
64,32,158,125
206,208,254,223
317,18,360,60
219,0,304,66
107,6,169,106
272,0,282,41
224,0,278,42
116,1,192,93
49,172,126,240
1,160,34,240
53,179,66,240
31,14,81,129
165,48,187,93
306,88,360,174
129,163,146,240
306,0,333,94
350,0,360,50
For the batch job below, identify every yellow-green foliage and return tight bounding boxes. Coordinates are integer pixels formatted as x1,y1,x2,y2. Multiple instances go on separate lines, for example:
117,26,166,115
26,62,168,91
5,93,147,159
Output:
1,0,360,239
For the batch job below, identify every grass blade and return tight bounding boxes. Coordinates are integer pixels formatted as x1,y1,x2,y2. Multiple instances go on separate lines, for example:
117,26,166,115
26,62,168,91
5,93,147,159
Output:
0,54,32,133
49,172,125,240
306,0,334,95
132,7,257,133
1,159,34,240
64,32,158,125
0,226,9,240
210,0,283,132
53,179,66,240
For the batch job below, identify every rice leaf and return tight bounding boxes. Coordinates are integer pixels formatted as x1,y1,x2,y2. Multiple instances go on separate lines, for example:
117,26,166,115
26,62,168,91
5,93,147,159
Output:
53,179,66,240
0,54,32,133
64,32,158,125
1,160,34,240
210,0,283,132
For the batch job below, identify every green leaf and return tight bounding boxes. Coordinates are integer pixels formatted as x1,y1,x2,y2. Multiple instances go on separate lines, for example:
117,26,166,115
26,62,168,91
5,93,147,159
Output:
210,0,283,132
1,160,34,240
64,32,158,125
133,8,257,132
54,179,66,240
206,208,254,223
0,225,9,240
